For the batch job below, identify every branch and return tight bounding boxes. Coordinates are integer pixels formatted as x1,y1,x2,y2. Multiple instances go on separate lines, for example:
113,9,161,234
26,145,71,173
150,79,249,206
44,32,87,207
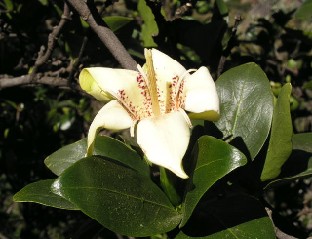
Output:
265,208,298,239
0,1,137,91
30,3,71,78
68,35,89,81
68,4,106,82
0,74,80,90
65,0,137,70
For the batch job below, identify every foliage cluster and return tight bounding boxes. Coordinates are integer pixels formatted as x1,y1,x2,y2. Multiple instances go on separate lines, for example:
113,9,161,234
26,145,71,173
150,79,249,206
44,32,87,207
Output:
0,0,312,238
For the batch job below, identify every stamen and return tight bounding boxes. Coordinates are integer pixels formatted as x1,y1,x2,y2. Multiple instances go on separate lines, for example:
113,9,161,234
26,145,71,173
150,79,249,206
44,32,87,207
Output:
175,69,197,108
130,122,136,137
145,49,161,116
178,108,193,128
165,81,173,113
176,69,196,91
137,64,148,83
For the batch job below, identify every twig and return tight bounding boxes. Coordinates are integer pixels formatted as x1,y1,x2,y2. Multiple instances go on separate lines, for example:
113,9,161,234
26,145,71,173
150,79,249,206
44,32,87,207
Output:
217,15,241,77
68,36,89,82
67,3,109,82
65,0,137,70
265,207,298,239
30,3,71,79
0,74,79,90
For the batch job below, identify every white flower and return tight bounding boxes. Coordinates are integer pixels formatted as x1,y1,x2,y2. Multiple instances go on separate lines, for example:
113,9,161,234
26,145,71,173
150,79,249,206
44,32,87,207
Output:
79,49,219,179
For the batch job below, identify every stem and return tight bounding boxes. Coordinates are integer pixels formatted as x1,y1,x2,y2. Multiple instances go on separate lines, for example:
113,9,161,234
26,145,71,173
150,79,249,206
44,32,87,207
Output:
65,0,137,70
159,167,181,207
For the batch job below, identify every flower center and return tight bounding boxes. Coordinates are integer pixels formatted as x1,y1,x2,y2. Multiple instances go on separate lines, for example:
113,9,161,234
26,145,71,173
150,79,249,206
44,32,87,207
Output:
123,50,194,122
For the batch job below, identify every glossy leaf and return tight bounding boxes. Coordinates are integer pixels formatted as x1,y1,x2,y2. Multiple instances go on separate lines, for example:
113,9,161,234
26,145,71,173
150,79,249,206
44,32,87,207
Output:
138,0,158,47
293,133,312,153
52,156,181,237
261,83,293,181
44,136,148,176
215,63,274,159
265,133,312,189
103,16,133,32
44,138,86,176
13,179,78,210
177,217,275,239
178,193,275,239
94,136,149,176
180,136,247,226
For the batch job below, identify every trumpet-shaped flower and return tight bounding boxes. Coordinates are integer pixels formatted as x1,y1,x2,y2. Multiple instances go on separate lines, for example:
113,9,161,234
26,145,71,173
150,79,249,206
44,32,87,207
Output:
79,49,219,179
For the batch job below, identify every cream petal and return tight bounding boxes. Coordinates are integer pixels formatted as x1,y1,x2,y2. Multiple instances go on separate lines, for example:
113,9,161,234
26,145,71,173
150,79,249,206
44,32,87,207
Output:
87,100,133,156
79,67,153,119
150,49,189,113
136,110,190,179
151,49,187,80
184,66,220,121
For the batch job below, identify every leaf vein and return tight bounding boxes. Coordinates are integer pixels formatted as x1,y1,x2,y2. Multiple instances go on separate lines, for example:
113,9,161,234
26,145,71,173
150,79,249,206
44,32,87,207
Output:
62,186,174,210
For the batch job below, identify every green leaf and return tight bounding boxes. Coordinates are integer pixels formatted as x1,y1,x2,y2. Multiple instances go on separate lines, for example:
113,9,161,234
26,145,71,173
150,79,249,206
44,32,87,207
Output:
4,0,13,11
13,179,78,210
215,0,228,16
2,0,13,19
177,217,275,239
303,80,312,90
103,16,133,32
293,133,312,153
44,138,86,176
215,63,274,160
265,133,312,189
138,0,159,47
177,193,275,239
294,0,312,20
52,156,181,237
44,136,148,176
265,157,312,189
180,136,247,226
94,136,149,176
261,83,293,181
38,0,48,6
160,167,181,206
287,157,312,179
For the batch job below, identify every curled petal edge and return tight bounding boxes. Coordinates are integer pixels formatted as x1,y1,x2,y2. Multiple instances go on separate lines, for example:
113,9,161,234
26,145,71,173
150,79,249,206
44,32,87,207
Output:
87,100,133,156
79,68,113,101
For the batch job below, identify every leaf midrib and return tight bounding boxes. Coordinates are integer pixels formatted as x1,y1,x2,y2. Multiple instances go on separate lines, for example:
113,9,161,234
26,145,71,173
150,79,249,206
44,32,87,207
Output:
231,77,247,138
61,185,175,211
195,158,223,172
